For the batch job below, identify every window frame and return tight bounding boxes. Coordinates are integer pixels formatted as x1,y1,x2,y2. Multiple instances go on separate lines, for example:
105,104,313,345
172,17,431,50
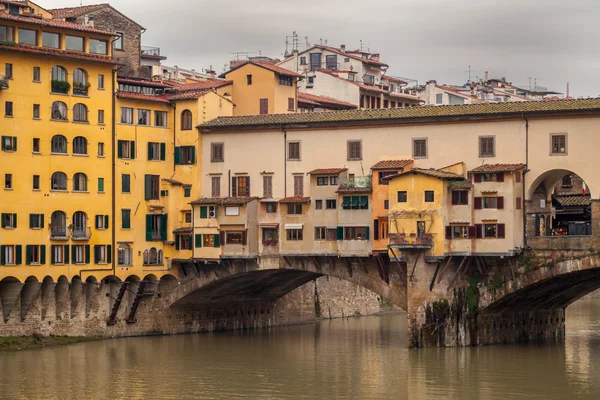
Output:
424,190,435,203
120,107,133,124
412,138,428,159
479,135,496,158
550,133,568,156
287,141,301,161
347,140,362,161
397,191,408,203
210,142,224,163
287,203,303,215
286,228,303,241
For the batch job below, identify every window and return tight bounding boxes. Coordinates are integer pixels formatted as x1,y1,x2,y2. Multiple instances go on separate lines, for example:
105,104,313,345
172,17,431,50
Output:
279,76,293,86
95,245,110,264
247,74,252,85
452,226,469,239
551,134,567,155
344,227,368,240
231,176,250,197
98,74,105,89
341,196,368,210
436,93,443,104
397,191,407,202
122,174,130,193
300,57,306,65
378,171,398,185
226,231,245,245
98,142,105,157
89,39,108,55
326,228,337,241
294,175,304,197
315,227,327,240
42,32,59,48
287,203,302,215
288,97,295,111
97,109,105,124
95,215,108,230
317,177,328,186
181,110,192,130
118,140,135,159
118,244,132,266
185,186,193,198
307,76,314,88
98,178,104,192
73,173,87,192
266,202,277,213
143,248,163,265
51,172,67,190
202,234,215,248
5,63,12,79
286,229,303,241
452,190,469,205
211,176,221,197
413,138,427,158
322,199,335,210
114,32,124,50
211,143,224,162
1,245,16,266
147,142,165,161
144,174,160,200
121,209,131,229
5,101,13,117
288,141,300,160
1,136,17,152
325,54,337,70
175,146,195,164
137,109,150,125
330,176,338,185
2,213,17,229
155,111,168,127
479,136,495,157
30,214,43,229
259,98,268,115
32,138,40,153
185,212,192,223
481,173,498,182
263,175,273,197
562,175,572,187
51,66,68,93
32,175,40,190
5,173,12,189
33,104,40,119
120,107,133,124
18,28,36,45
424,191,434,203
0,25,14,42
384,200,389,210
484,224,497,238
347,140,362,161
51,245,64,265
147,214,167,241
33,66,40,82
73,136,87,155
50,211,67,238
482,196,503,209
315,200,323,210
66,35,84,52
225,206,240,216
262,228,277,244
51,101,67,120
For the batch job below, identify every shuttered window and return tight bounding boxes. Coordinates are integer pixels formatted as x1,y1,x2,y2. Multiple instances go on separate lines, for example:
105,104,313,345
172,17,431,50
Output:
479,136,495,157
259,98,268,115
175,146,196,165
347,140,362,161
288,97,295,111
144,175,160,200
294,175,303,197
551,134,567,155
211,176,221,197
211,143,224,162
232,176,250,197
413,138,427,158
263,175,273,197
288,141,300,160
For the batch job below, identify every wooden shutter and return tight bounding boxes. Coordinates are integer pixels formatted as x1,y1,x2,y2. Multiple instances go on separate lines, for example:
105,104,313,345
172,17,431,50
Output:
364,227,369,240
40,245,46,265
104,215,109,229
219,231,225,246
107,245,112,263
515,172,521,183
373,220,379,240
496,173,504,182
175,236,180,250
174,147,182,165
468,226,477,238
294,176,303,197
144,175,153,200
71,245,76,264
288,142,300,160
474,197,482,209
497,196,504,209
94,245,100,263
516,197,522,210
25,245,31,265
242,231,247,245
288,97,295,111
160,143,166,161
259,98,268,115
147,142,153,160
445,226,452,239
336,226,344,241
145,214,152,241
200,206,207,219
130,141,135,159
41,214,44,229
85,245,90,264
475,224,483,239
195,234,202,248
451,191,459,205
497,223,506,238
214,234,220,247
64,244,69,264
231,177,237,197
160,215,168,241
15,245,22,265
0,245,4,265
95,215,100,229
190,146,196,164
29,214,33,229
474,174,482,183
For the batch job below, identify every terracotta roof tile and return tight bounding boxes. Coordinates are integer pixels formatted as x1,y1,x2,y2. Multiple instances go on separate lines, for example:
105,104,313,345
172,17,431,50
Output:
176,80,232,92
387,168,464,181
371,160,413,170
189,197,258,205
221,61,302,78
199,99,600,130
161,178,186,186
336,184,372,193
0,12,114,35
308,168,348,175
168,90,214,101
49,4,108,19
1,1,30,8
279,197,311,204
0,42,121,65
173,226,193,234
448,180,473,190
554,195,591,207
469,164,526,173
117,77,174,88
117,92,171,103
298,92,357,109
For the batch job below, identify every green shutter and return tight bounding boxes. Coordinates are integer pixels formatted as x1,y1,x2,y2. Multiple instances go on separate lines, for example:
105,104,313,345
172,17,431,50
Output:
337,226,344,241
160,143,166,161
94,245,99,263
214,234,220,248
174,147,182,165
0,137,5,151
117,140,123,158
160,214,168,241
13,214,16,228
50,245,55,265
71,245,76,264
146,214,152,241
144,175,152,200
104,215,109,229
130,141,135,159
25,245,31,265
64,244,69,264
85,245,90,264
191,146,196,163
41,214,44,228
107,245,112,263
0,245,4,265
98,178,104,192
122,174,130,193
364,226,370,240
195,234,202,248
200,206,207,219
95,215,100,229
40,245,46,265
147,142,153,160
29,214,33,229
175,237,180,250
122,210,130,229
15,245,22,265
1,214,4,228
12,137,17,151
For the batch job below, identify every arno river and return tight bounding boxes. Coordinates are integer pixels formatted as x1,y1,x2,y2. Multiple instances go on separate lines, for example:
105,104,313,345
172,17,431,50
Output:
1,299,600,399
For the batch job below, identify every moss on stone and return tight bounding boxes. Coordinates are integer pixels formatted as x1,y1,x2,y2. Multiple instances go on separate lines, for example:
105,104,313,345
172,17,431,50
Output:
0,334,99,352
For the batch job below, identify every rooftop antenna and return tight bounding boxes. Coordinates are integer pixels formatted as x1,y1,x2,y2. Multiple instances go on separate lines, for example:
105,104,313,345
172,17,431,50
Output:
284,32,300,56
528,77,532,91
360,40,370,53
464,65,473,83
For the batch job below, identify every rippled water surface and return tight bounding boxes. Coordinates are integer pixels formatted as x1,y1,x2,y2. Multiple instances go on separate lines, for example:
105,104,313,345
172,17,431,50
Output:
1,300,600,399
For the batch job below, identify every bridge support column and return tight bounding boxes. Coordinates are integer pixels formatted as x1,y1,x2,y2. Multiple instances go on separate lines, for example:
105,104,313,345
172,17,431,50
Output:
478,309,565,345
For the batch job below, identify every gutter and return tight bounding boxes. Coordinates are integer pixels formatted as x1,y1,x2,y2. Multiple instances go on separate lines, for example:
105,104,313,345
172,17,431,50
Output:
522,113,529,249
280,125,287,198
110,67,117,276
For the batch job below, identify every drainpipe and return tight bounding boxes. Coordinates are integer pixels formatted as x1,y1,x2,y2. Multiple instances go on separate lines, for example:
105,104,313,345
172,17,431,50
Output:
281,125,287,198
172,102,176,172
228,169,231,197
111,67,117,276
522,113,529,249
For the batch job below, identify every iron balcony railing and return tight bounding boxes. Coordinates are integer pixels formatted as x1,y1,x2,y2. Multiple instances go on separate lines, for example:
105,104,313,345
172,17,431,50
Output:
141,46,161,56
388,233,435,248
72,227,91,240
50,226,68,240
72,84,88,96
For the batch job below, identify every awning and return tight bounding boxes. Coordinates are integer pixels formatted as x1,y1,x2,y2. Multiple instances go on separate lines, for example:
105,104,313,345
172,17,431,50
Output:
260,223,279,227
341,197,351,207
351,197,360,207
359,197,368,207
284,223,303,230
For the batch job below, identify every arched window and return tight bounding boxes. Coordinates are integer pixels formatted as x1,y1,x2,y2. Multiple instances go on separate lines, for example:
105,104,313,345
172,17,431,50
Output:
51,135,67,153
149,248,158,265
51,66,69,94
73,173,87,192
73,68,88,96
118,244,132,266
51,101,68,120
143,250,149,265
72,211,87,239
50,211,67,238
72,136,87,155
73,104,88,122
51,172,67,190
181,109,192,130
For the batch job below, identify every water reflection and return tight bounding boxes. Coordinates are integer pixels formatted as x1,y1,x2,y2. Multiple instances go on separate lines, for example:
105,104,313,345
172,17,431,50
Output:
0,300,599,400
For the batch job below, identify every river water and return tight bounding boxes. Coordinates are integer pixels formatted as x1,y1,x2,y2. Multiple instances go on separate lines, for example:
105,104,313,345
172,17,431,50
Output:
1,299,600,400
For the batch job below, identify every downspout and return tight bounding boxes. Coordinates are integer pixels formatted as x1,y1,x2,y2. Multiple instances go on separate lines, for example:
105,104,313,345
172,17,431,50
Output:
522,113,529,249
110,67,118,276
280,125,287,197
172,102,177,172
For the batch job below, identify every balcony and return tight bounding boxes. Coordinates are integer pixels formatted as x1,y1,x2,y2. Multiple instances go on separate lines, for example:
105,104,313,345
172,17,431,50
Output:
389,233,435,249
141,46,161,57
51,80,70,94
71,227,91,240
72,83,89,96
50,226,69,240
0,76,8,90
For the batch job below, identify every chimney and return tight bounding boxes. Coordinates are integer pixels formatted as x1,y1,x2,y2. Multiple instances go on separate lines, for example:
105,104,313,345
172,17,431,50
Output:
340,44,346,53
174,65,179,81
484,71,489,82
206,69,216,79
191,69,196,79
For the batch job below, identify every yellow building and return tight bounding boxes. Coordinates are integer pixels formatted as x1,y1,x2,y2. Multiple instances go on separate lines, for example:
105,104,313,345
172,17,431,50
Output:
0,9,118,282
221,61,302,116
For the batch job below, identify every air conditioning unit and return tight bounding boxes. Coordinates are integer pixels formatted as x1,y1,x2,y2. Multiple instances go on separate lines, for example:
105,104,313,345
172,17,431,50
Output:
209,206,216,218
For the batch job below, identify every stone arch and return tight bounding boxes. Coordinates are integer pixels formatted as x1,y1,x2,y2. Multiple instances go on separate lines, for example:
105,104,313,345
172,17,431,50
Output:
143,274,158,282
527,168,590,200
158,274,178,294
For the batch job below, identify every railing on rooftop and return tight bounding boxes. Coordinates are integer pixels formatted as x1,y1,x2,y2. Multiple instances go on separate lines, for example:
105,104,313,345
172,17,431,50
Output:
141,46,161,57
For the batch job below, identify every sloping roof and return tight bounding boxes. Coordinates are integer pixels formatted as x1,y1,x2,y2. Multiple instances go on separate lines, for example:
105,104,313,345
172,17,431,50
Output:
0,42,121,65
387,168,464,181
49,3,145,29
469,163,526,173
0,12,115,35
189,197,258,205
308,168,348,175
298,92,357,109
161,178,186,186
382,75,408,85
448,180,473,190
371,160,413,170
336,185,372,193
117,92,171,103
287,45,389,68
175,80,232,92
168,90,212,101
117,77,173,88
199,99,600,131
1,1,30,8
554,195,592,207
221,61,302,78
278,197,311,204
173,226,193,234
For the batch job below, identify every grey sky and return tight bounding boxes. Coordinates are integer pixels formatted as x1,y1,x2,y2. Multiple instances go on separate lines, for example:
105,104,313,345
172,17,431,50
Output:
44,0,599,96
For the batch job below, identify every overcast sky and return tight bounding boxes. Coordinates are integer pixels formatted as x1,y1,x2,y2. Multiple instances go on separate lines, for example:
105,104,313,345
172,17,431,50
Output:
44,0,600,96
